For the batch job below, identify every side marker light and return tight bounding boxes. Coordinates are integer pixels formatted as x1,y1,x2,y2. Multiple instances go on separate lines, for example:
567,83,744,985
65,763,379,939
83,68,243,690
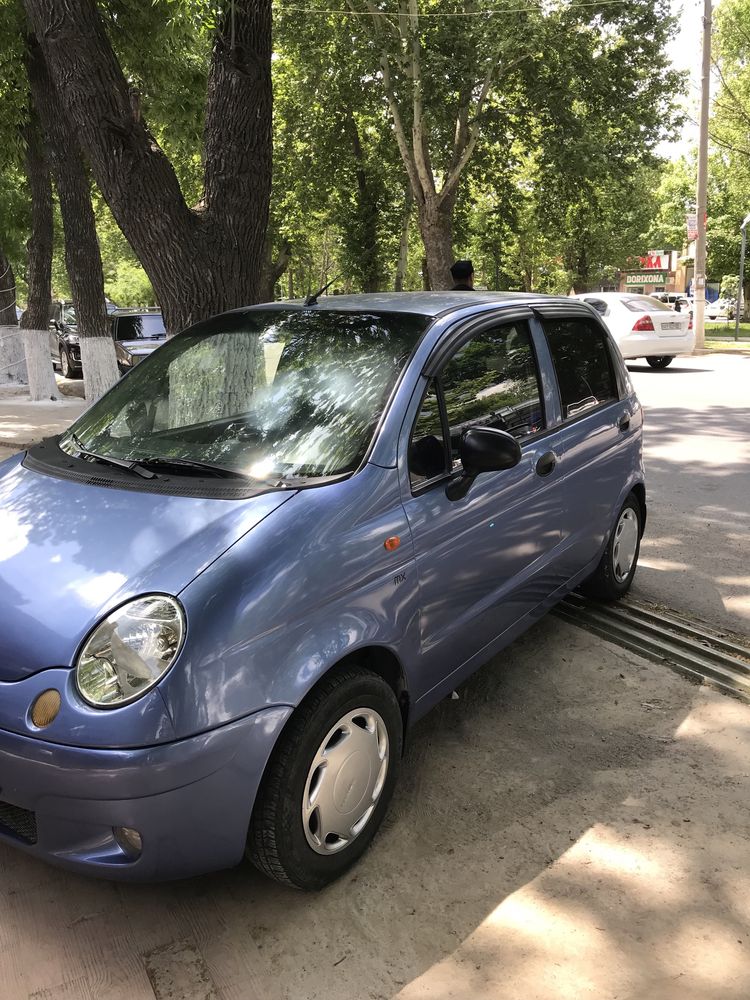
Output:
31,690,61,728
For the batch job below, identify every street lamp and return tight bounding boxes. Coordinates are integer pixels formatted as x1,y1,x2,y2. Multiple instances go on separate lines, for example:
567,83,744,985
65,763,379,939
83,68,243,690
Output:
736,213,750,342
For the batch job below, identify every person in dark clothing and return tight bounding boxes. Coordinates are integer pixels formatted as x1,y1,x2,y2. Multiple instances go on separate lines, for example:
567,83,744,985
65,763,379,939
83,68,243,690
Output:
673,298,682,312
450,259,475,290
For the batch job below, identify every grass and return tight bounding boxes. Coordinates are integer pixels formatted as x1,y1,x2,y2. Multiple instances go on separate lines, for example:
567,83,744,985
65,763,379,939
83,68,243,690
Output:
704,339,750,351
704,322,750,339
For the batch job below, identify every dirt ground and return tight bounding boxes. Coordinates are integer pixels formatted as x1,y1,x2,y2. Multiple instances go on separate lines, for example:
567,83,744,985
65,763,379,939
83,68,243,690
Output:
1,618,748,1000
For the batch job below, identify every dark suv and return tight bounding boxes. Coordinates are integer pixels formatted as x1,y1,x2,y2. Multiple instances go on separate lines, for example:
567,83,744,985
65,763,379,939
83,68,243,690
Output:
111,310,167,373
48,299,119,378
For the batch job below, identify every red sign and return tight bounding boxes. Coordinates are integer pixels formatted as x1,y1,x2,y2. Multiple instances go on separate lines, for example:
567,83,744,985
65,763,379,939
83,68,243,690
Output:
639,251,669,270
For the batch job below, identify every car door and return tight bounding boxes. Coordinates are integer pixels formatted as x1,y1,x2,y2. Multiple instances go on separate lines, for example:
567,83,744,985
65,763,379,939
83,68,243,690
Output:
111,316,125,367
49,303,60,361
400,314,564,696
533,307,637,578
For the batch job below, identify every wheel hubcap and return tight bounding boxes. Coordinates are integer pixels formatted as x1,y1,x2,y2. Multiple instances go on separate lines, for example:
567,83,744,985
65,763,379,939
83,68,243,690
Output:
302,708,389,855
612,508,639,583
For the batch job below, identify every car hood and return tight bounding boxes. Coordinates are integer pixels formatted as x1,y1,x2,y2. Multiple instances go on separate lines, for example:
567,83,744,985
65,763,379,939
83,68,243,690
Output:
0,456,295,680
120,337,165,355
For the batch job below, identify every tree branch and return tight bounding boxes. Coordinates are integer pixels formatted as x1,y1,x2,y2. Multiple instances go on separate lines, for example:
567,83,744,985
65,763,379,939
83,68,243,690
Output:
407,0,435,197
711,58,750,130
439,52,529,205
346,0,423,201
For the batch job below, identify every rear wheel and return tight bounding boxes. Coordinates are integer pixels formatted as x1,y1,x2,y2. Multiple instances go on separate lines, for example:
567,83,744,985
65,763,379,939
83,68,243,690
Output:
646,355,673,369
247,668,402,890
580,492,642,602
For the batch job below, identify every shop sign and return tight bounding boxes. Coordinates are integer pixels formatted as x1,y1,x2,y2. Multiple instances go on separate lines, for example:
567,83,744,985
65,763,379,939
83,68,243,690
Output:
639,250,670,270
625,272,668,286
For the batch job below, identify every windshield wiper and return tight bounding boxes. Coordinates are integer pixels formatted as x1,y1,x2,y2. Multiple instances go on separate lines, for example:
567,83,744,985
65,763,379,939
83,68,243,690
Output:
135,455,252,480
68,433,156,479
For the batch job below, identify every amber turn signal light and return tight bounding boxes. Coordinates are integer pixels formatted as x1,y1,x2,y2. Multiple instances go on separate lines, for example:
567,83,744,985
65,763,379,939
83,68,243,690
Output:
384,536,401,551
31,689,61,728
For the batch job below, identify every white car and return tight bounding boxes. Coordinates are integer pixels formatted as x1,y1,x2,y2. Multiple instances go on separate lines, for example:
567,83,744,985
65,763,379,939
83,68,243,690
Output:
572,292,695,369
706,298,735,320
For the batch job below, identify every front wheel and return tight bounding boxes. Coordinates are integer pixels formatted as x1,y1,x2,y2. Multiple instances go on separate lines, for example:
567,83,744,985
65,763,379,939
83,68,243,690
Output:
59,346,81,379
580,492,642,602
247,668,402,890
646,355,673,369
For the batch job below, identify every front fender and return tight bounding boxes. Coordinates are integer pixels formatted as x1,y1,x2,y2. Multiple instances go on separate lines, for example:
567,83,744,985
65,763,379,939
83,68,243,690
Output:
164,466,420,738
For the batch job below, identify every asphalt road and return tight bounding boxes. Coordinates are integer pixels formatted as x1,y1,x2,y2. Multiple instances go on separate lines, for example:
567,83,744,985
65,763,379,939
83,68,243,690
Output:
626,352,750,634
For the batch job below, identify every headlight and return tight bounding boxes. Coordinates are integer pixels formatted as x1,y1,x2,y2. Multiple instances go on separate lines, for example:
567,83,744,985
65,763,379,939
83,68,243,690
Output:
76,595,185,707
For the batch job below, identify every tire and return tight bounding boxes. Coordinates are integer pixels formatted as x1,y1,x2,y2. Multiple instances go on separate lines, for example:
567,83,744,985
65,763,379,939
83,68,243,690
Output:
646,355,673,369
60,346,81,379
580,492,642,602
247,668,403,890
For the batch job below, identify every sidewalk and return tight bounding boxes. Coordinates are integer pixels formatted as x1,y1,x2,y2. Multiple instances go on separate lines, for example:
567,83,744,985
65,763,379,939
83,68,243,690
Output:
0,384,87,460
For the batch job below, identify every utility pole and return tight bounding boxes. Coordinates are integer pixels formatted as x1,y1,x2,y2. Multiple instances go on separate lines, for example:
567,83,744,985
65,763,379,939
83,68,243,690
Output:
693,0,712,350
735,214,750,342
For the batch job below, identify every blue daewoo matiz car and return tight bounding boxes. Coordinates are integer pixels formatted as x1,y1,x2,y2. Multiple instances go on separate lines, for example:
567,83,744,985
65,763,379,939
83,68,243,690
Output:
0,293,645,889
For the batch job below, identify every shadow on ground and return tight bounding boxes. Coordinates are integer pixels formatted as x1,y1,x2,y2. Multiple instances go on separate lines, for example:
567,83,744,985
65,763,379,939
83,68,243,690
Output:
631,405,750,631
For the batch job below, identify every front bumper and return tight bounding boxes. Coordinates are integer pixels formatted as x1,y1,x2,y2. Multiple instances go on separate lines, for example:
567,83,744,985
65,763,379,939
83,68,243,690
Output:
0,705,292,881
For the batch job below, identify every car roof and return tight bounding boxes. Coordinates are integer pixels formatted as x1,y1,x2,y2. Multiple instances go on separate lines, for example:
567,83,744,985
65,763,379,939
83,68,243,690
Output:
111,309,163,316
574,292,647,299
235,291,573,320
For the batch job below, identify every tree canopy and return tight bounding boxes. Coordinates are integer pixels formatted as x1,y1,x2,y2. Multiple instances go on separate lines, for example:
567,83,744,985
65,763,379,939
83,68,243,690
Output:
0,0,697,323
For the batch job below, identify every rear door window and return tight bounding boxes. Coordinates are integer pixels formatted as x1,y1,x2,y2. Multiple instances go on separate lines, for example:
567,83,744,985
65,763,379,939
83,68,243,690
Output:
542,317,619,420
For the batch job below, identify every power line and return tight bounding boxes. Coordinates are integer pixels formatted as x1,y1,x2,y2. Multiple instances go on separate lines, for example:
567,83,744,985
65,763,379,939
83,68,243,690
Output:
274,0,644,16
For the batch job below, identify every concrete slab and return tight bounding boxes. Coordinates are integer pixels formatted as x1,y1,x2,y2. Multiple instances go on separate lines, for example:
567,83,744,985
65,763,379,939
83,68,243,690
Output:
0,392,87,451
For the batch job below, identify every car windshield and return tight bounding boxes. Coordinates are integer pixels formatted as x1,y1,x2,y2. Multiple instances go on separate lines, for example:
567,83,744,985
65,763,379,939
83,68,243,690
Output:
116,314,166,339
63,309,428,481
622,296,672,313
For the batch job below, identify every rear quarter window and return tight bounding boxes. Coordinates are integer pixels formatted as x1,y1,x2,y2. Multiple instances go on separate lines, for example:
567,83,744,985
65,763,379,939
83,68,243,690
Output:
623,296,672,313
542,317,620,420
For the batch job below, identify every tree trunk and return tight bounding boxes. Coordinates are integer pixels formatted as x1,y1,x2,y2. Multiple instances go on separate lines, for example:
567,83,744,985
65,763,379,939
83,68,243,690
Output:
23,0,272,335
421,257,431,291
0,247,28,386
19,117,60,401
259,238,292,303
416,196,454,290
394,187,412,292
26,36,119,401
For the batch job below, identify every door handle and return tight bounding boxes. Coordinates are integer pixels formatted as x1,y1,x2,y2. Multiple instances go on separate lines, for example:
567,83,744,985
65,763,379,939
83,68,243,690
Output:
618,414,630,432
535,451,557,477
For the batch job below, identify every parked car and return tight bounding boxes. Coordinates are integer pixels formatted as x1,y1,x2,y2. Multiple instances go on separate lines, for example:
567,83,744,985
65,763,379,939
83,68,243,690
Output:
572,292,694,368
49,301,81,377
0,292,645,887
49,299,120,378
706,298,735,320
650,291,692,315
110,309,166,373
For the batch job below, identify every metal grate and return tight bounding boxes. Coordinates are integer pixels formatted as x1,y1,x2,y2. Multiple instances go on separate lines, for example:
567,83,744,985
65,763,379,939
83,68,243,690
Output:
555,594,750,702
0,801,38,844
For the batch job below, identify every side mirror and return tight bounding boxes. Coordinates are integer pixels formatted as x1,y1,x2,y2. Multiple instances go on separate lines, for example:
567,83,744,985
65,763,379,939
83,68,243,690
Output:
446,426,522,501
